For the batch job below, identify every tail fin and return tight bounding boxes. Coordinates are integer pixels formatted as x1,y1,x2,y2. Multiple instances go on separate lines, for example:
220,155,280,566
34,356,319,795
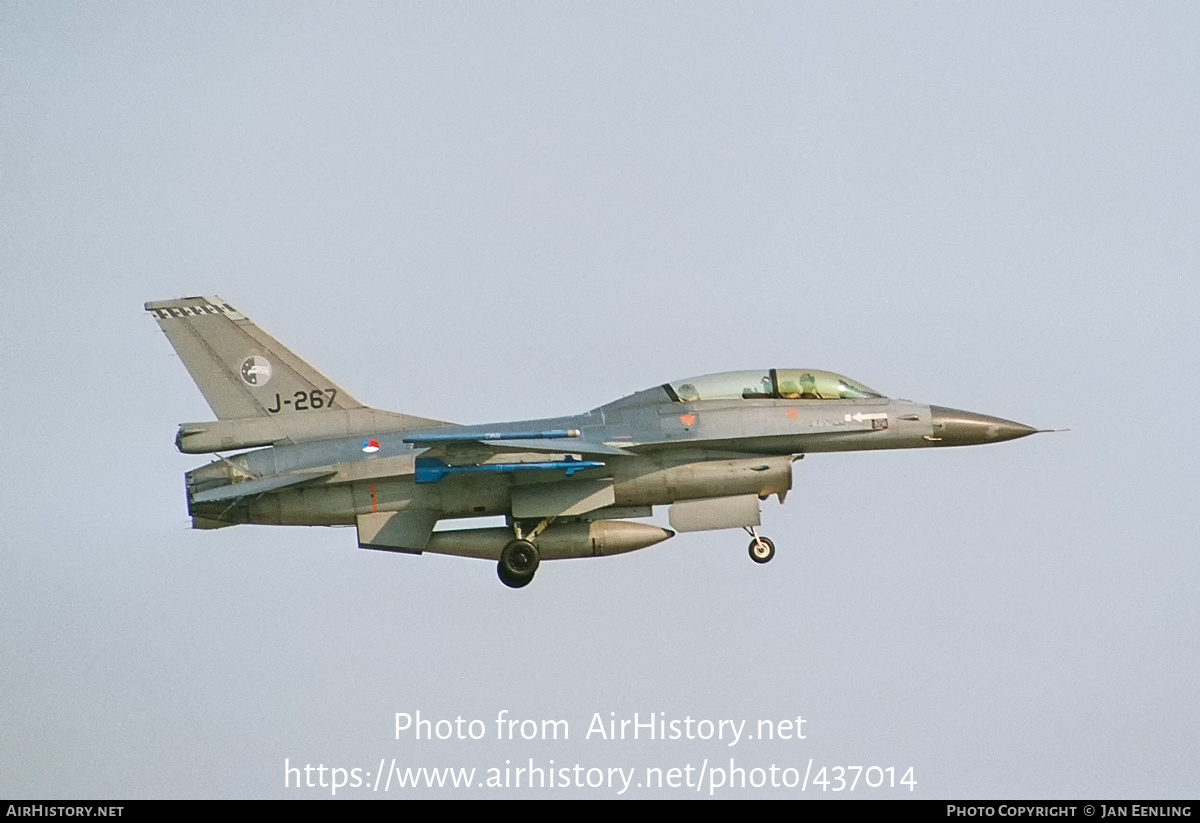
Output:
145,296,364,420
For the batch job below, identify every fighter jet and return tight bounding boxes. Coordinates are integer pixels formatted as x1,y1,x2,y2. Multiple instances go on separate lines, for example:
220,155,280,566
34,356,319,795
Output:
147,296,1042,588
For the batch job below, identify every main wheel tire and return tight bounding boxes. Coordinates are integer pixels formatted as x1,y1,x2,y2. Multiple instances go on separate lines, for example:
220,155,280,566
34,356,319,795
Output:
748,536,776,564
497,561,533,588
498,539,540,588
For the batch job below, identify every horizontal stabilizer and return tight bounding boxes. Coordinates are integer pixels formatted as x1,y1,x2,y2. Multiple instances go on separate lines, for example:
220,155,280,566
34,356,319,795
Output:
415,456,604,485
190,470,335,504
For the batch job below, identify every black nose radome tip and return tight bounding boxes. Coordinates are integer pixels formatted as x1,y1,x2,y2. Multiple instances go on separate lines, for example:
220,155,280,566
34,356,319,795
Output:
928,406,1039,446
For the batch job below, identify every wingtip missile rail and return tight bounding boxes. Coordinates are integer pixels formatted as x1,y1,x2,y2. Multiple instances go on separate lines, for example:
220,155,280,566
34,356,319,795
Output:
403,429,582,445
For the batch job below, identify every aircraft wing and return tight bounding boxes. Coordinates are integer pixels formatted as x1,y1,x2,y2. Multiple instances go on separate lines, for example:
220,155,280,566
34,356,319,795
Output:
480,438,632,456
402,429,632,457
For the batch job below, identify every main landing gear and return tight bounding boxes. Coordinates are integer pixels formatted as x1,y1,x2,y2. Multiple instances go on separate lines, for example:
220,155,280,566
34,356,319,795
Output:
745,527,776,564
496,517,552,588
497,539,540,588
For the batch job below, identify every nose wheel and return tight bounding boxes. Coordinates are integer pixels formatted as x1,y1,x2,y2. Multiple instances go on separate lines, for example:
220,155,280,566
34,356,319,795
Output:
745,528,775,564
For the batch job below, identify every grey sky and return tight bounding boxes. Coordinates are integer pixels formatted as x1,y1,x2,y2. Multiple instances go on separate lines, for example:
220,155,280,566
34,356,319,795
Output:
2,3,1197,798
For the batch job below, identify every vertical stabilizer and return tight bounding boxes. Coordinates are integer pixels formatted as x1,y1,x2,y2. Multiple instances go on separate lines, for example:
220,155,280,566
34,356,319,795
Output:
145,296,364,420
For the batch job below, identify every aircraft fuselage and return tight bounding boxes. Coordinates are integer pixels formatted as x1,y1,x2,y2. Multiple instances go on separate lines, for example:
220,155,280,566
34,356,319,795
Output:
187,396,1033,528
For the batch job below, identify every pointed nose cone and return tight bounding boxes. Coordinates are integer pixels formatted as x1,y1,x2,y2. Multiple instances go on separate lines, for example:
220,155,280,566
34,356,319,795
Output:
929,406,1039,446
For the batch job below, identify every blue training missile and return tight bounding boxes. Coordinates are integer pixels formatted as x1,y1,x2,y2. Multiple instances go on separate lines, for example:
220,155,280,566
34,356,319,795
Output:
415,455,605,484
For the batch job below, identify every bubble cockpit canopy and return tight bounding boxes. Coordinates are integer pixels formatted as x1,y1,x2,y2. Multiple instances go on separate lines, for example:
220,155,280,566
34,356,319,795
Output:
664,370,884,402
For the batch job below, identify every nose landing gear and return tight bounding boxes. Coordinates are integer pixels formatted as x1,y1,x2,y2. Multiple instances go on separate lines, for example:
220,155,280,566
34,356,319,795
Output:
745,527,776,564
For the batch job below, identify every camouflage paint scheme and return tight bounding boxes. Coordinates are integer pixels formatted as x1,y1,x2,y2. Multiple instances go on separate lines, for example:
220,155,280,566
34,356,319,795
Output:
147,296,1040,587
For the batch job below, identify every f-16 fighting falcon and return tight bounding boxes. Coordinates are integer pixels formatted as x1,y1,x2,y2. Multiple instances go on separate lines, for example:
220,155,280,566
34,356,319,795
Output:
147,296,1043,588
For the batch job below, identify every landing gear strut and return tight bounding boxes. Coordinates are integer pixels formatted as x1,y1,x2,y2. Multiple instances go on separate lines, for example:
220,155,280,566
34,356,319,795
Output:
497,517,555,588
745,527,775,564
497,539,540,588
